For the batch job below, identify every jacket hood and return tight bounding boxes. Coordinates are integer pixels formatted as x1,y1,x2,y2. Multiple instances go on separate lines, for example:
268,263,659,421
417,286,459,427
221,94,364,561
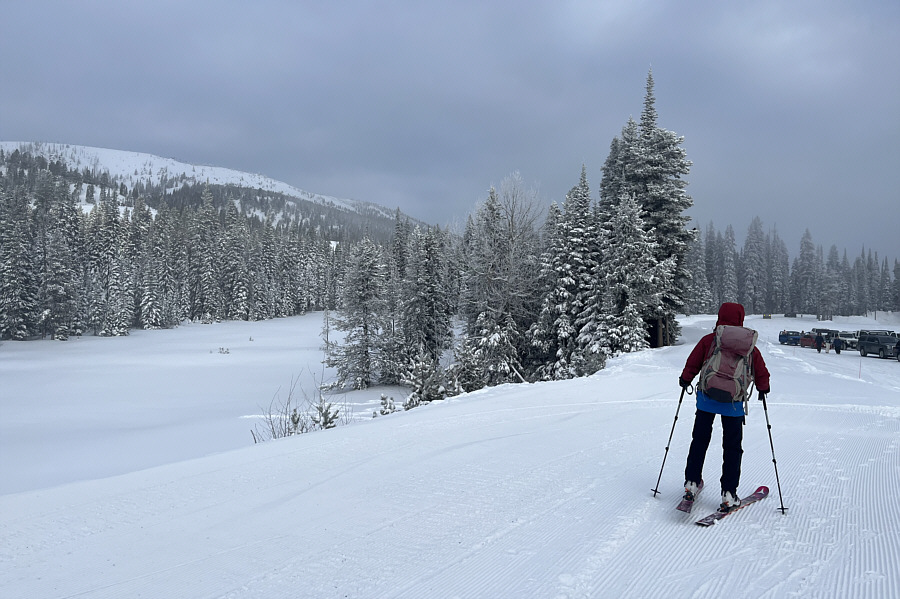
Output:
716,302,745,327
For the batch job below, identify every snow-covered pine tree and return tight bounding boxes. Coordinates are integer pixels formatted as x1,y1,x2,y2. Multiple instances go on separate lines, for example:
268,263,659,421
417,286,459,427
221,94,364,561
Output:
378,212,411,385
529,167,596,380
599,71,692,345
459,173,541,385
682,228,713,315
311,392,340,430
720,226,739,303
38,178,81,339
704,222,721,307
633,70,693,343
593,192,674,357
400,225,452,363
191,186,224,323
474,311,526,386
103,207,133,337
0,186,38,339
820,245,842,319
839,250,854,316
325,237,386,390
740,217,767,314
402,343,447,410
222,201,250,321
892,259,900,312
527,202,562,370
793,229,819,315
766,228,791,314
878,256,892,313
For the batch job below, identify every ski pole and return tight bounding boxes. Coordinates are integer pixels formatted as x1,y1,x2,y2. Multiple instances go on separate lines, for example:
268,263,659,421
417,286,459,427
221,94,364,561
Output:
651,384,690,497
760,391,788,514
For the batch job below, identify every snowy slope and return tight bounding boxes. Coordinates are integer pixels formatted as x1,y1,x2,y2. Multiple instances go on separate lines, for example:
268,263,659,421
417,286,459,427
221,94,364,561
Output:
0,141,396,219
1,313,899,598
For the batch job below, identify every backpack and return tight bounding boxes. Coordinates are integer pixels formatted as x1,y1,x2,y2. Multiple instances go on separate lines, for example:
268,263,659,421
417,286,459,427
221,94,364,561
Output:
698,325,758,403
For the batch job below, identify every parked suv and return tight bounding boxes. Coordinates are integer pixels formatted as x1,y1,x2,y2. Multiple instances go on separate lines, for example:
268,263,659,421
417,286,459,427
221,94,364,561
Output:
857,334,898,359
778,330,801,345
836,331,858,350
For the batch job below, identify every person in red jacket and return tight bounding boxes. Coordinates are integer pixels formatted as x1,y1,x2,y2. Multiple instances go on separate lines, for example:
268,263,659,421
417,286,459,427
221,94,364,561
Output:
679,302,770,512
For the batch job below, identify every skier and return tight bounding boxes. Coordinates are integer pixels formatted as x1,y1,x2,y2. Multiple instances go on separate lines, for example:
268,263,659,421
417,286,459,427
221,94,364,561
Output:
814,332,825,353
678,302,770,513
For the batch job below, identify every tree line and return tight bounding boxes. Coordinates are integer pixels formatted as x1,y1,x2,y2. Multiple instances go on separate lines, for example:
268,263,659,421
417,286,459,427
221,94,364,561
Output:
0,151,354,341
684,220,898,319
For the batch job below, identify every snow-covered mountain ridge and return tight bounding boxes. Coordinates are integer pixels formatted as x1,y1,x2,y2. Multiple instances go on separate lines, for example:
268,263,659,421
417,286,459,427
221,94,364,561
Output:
0,141,399,221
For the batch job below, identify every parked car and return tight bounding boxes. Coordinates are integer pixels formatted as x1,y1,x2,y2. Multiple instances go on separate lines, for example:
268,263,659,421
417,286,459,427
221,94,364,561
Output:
859,329,891,337
836,331,858,350
778,330,801,345
858,334,899,359
799,333,817,348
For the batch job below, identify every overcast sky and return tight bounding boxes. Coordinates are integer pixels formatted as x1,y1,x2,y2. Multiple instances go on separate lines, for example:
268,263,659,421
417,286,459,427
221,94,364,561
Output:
2,1,897,259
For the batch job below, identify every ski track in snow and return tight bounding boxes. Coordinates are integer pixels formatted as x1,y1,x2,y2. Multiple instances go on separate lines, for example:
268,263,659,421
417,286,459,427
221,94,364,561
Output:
1,314,899,598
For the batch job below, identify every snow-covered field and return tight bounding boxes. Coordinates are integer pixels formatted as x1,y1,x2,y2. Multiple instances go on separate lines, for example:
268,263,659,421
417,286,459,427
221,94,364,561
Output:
2,312,899,598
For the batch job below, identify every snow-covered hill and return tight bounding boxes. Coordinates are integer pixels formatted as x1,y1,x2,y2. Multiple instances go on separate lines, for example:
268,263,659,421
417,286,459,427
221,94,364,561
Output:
1,313,899,598
0,141,398,220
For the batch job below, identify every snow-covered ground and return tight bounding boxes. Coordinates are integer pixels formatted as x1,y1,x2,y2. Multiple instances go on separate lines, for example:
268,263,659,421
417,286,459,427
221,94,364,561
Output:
2,312,899,598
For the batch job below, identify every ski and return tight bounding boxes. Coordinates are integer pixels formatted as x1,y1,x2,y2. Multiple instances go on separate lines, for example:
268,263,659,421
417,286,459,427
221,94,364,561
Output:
695,485,769,526
676,480,704,513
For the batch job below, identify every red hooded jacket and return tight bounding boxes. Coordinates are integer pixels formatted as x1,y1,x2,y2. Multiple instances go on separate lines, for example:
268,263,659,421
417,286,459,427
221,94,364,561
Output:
681,302,770,393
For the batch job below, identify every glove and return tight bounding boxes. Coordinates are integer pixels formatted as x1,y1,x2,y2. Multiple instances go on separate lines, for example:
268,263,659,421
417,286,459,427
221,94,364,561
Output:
758,389,769,401
679,377,690,390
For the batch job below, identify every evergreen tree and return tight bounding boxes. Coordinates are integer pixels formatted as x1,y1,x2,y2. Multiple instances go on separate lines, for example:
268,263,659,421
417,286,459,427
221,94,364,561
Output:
222,201,250,320
878,257,891,312
794,229,818,315
767,228,790,314
741,217,767,313
852,252,868,316
459,174,541,384
825,245,844,318
633,70,693,343
720,226,738,303
400,226,452,362
683,228,713,315
892,259,900,311
529,167,596,379
378,212,411,384
593,192,674,357
402,344,447,410
704,222,721,306
599,71,693,345
473,311,525,386
0,187,38,339
325,238,386,390
38,179,81,339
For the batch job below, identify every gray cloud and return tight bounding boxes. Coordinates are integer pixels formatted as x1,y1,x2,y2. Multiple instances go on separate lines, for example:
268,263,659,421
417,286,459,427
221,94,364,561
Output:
2,0,897,258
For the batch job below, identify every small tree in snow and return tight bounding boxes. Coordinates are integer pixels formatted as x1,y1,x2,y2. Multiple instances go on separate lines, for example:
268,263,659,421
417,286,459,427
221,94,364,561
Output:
402,344,447,410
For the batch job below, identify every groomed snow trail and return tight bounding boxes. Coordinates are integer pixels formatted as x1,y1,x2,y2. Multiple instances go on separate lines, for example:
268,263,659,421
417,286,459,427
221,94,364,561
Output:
1,314,899,598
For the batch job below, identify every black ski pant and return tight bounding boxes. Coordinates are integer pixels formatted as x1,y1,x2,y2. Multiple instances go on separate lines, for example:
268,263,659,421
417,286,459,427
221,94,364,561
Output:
684,409,743,496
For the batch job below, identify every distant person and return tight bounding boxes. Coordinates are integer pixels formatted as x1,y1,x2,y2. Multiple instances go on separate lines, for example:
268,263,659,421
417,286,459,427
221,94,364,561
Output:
678,302,771,513
832,336,843,355
814,333,825,353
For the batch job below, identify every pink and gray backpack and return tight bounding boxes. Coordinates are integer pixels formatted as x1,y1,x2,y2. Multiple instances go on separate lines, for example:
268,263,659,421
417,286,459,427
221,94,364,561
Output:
698,325,758,403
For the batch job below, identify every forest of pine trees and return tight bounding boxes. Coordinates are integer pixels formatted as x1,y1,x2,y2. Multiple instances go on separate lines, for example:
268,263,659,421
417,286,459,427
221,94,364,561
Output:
2,71,898,405
0,149,351,341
